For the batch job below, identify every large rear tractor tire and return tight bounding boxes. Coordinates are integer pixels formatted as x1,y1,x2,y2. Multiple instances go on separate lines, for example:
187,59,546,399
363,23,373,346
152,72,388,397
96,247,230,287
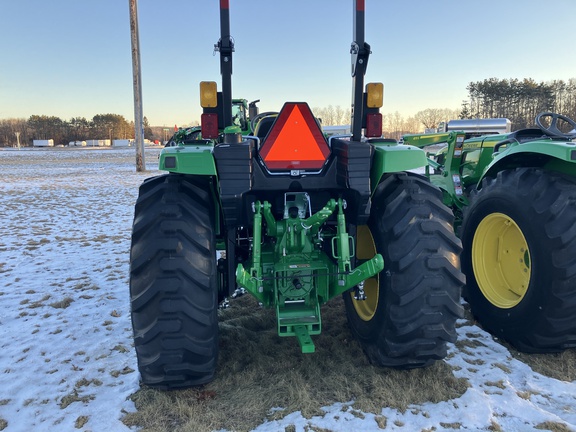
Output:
343,172,465,368
130,174,218,389
461,168,576,352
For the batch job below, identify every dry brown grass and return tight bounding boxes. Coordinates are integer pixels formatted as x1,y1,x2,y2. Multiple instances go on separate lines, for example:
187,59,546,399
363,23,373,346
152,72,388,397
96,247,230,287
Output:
123,295,469,432
49,296,74,309
509,348,576,382
462,302,576,383
534,421,574,432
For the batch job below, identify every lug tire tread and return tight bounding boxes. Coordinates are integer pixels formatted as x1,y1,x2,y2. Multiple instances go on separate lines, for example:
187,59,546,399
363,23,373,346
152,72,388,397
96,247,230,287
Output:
461,168,576,352
130,174,218,389
345,172,465,368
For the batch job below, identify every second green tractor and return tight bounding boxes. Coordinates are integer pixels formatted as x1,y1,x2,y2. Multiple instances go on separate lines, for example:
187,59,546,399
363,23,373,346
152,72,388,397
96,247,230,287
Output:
403,112,576,353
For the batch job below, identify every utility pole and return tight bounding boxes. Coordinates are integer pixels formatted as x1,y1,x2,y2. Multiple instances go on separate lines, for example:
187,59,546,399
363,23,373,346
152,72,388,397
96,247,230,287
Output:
129,0,145,171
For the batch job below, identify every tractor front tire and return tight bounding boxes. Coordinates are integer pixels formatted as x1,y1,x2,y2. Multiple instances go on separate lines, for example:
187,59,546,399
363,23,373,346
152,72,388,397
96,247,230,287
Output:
344,173,465,368
461,168,576,352
130,174,218,389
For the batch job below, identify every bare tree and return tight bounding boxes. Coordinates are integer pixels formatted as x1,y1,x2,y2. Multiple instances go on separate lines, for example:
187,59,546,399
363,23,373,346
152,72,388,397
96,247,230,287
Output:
333,105,350,125
0,118,29,147
382,112,403,140
324,105,336,125
415,108,445,130
402,116,420,134
313,105,351,126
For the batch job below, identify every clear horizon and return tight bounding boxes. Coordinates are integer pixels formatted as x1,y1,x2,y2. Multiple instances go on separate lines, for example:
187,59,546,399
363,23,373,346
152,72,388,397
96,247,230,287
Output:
2,0,575,127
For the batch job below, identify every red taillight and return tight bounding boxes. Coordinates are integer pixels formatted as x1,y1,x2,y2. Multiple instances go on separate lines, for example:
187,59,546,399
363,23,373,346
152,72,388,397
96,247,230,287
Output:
365,113,382,138
259,102,330,171
201,113,218,139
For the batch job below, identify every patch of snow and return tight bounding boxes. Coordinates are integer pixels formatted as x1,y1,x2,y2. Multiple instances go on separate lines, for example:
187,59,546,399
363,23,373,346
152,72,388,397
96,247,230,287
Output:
0,148,574,432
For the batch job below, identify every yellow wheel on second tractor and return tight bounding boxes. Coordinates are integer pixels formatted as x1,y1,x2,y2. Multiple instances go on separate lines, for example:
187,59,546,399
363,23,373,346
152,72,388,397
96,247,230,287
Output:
461,168,576,353
472,212,531,309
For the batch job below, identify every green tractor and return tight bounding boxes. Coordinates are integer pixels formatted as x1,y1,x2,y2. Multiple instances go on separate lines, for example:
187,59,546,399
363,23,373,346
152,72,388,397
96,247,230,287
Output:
165,98,262,146
129,0,464,389
403,113,576,354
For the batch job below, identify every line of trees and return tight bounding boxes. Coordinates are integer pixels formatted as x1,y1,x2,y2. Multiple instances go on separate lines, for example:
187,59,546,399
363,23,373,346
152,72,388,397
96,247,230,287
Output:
315,77,576,139
313,105,460,140
460,78,576,129
313,105,351,126
3,77,574,147
0,114,155,147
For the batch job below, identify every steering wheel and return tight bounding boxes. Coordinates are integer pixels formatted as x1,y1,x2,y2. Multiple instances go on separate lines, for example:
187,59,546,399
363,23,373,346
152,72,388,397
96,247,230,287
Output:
535,112,576,139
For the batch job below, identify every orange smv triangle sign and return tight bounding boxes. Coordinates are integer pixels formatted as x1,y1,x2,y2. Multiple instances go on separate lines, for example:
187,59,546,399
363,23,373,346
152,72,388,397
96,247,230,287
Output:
260,103,330,170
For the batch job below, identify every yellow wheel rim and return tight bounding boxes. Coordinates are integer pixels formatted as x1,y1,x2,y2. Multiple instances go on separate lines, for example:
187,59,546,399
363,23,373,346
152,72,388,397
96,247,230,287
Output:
472,212,531,308
352,225,379,321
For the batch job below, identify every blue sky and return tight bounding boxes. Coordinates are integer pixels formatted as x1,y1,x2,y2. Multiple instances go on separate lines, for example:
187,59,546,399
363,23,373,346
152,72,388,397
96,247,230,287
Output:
1,0,575,127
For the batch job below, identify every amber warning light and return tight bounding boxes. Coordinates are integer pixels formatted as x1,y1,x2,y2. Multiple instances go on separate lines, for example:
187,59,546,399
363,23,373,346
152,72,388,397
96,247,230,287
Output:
259,102,330,171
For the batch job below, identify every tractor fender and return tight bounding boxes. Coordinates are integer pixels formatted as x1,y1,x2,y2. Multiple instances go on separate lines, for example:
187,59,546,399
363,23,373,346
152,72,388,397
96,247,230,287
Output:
159,145,218,175
370,143,428,192
479,140,576,187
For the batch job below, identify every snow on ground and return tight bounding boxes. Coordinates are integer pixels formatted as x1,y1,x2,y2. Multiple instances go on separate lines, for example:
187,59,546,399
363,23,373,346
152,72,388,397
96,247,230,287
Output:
0,148,154,432
0,147,575,432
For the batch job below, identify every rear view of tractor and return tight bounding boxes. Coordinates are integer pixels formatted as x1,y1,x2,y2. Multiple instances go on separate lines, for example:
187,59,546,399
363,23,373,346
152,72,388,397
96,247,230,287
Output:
404,113,576,353
129,1,464,389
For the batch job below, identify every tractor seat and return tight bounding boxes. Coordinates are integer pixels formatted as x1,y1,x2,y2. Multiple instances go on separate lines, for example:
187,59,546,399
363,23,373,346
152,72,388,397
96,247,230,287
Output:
254,116,276,140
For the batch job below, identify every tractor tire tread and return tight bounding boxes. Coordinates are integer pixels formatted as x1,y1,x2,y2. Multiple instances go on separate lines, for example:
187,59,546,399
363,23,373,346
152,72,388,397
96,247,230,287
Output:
130,174,218,389
462,168,576,352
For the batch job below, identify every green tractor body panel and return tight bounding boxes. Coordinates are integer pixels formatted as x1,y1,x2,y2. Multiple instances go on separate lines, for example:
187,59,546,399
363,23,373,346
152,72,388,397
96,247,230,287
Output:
483,136,576,180
159,144,217,175
370,140,428,192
